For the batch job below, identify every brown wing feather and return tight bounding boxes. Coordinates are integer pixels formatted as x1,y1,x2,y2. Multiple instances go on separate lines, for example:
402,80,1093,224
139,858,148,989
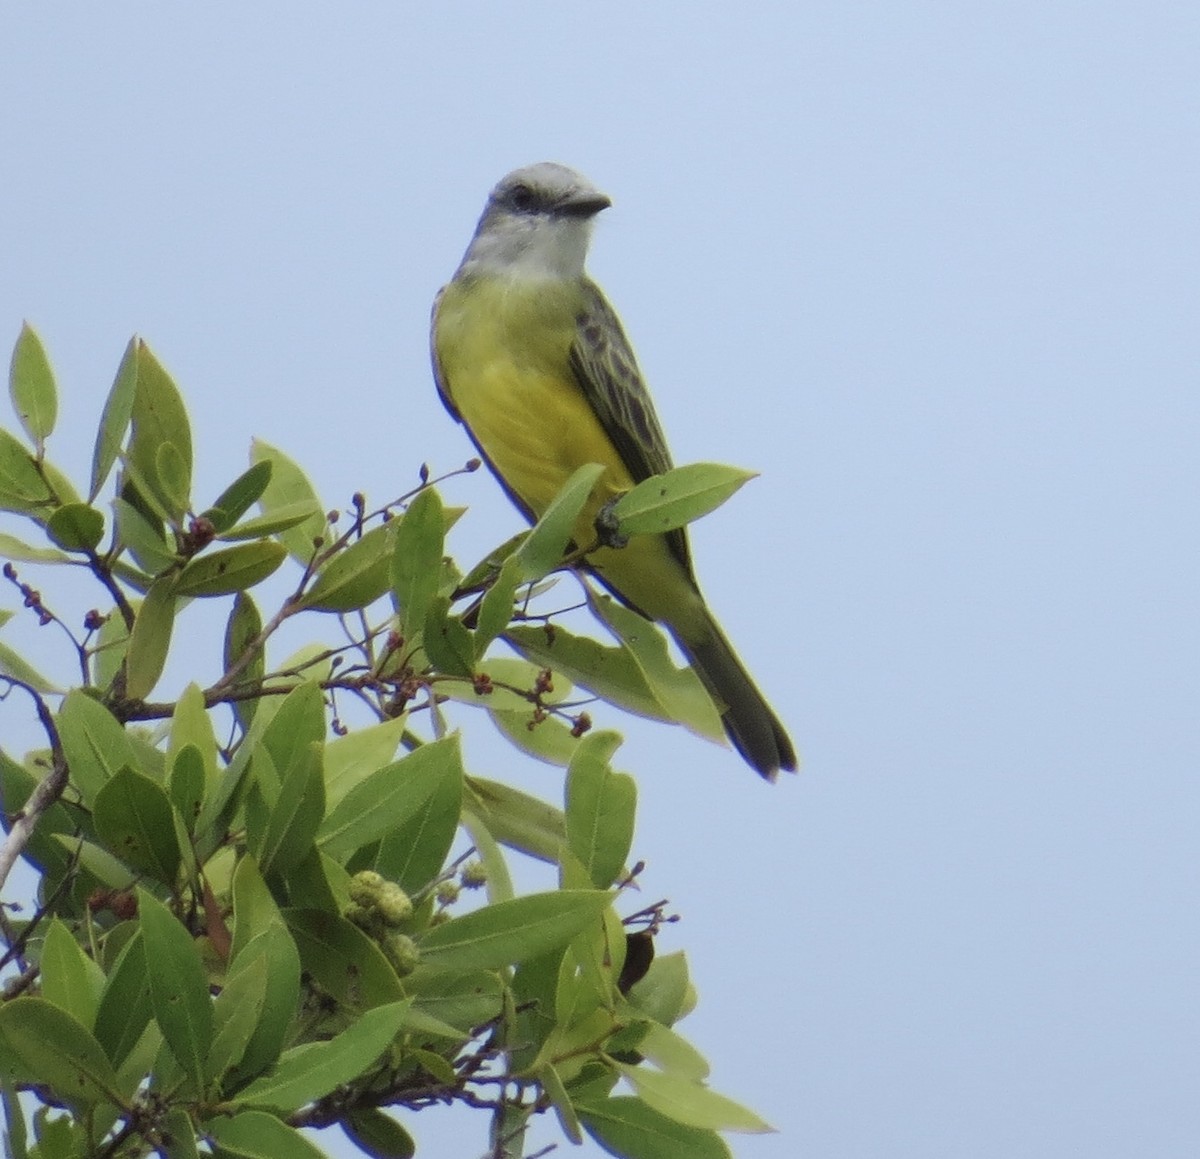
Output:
569,279,693,576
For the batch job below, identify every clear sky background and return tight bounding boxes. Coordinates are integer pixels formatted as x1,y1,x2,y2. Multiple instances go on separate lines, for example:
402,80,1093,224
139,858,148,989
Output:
2,4,1198,1157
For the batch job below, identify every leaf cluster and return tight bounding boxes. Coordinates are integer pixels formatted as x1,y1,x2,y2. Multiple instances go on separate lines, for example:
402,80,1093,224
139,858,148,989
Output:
0,327,769,1158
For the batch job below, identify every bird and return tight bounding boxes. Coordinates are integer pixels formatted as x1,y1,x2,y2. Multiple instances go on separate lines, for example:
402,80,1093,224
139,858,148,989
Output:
431,162,796,779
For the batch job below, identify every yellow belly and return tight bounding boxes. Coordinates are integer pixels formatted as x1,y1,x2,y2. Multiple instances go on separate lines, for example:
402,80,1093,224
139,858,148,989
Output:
435,275,706,636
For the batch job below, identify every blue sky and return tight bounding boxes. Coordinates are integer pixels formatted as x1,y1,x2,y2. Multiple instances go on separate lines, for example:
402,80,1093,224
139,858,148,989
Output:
2,4,1198,1156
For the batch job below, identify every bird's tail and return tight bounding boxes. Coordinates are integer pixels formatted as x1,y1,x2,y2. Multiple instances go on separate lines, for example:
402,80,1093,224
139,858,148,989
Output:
681,612,797,781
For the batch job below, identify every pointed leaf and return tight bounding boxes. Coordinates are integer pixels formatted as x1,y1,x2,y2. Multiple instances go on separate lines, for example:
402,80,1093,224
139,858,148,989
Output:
465,776,565,865
231,1001,410,1113
223,591,264,733
9,322,57,449
592,593,726,743
391,486,445,642
300,521,395,612
138,889,213,1091
125,578,176,701
515,462,606,579
39,919,105,1031
615,1063,773,1133
418,890,612,970
127,341,192,521
610,462,756,538
343,1109,416,1159
90,337,138,500
94,933,152,1066
374,744,463,894
318,736,461,864
0,639,59,694
283,909,405,1011
579,1096,732,1159
44,503,104,552
205,1110,327,1159
0,426,53,514
0,998,125,1110
93,766,181,883
0,531,70,563
256,741,325,879
250,439,328,565
174,540,286,597
112,495,176,574
565,731,636,889
215,501,322,542
200,459,273,533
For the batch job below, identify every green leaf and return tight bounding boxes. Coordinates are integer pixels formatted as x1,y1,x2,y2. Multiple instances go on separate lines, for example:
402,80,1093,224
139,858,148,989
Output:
39,919,105,1031
591,593,726,744
374,743,463,894
0,998,125,1111
405,967,504,1033
458,809,514,902
156,441,190,516
94,933,152,1067
0,426,53,514
127,341,192,522
112,495,176,574
167,683,218,791
489,704,581,766
259,680,325,775
125,578,177,701
391,486,445,643
168,744,206,832
138,889,214,1092
343,1108,416,1159
504,621,663,723
472,554,524,658
610,462,756,538
565,731,636,890
174,540,287,597
255,741,325,880
56,837,137,891
615,1063,773,1133
323,716,406,809
90,337,138,501
228,858,302,1083
0,638,60,694
515,462,606,579
93,766,181,883
224,924,300,1086
9,322,57,450
200,459,273,533
421,593,474,677
540,1062,584,1144
215,501,323,543
283,909,405,1011
635,1023,710,1083
626,951,693,1027
249,439,328,565
418,890,612,971
579,1096,732,1159
318,736,461,865
223,591,264,733
0,531,70,563
44,503,104,551
231,1000,410,1113
465,776,565,865
205,1110,327,1159
300,521,395,612
207,952,269,1084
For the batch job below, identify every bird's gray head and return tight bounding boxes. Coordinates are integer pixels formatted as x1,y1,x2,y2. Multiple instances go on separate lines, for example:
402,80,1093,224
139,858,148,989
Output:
457,162,612,281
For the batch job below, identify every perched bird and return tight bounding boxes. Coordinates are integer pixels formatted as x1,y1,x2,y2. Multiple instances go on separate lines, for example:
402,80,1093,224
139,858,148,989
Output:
431,163,795,779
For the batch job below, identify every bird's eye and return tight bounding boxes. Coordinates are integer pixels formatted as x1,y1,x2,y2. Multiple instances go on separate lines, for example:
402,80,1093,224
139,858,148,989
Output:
508,183,535,211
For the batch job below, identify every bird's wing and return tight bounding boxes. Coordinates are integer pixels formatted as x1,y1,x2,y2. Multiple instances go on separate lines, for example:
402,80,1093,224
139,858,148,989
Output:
569,279,692,574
